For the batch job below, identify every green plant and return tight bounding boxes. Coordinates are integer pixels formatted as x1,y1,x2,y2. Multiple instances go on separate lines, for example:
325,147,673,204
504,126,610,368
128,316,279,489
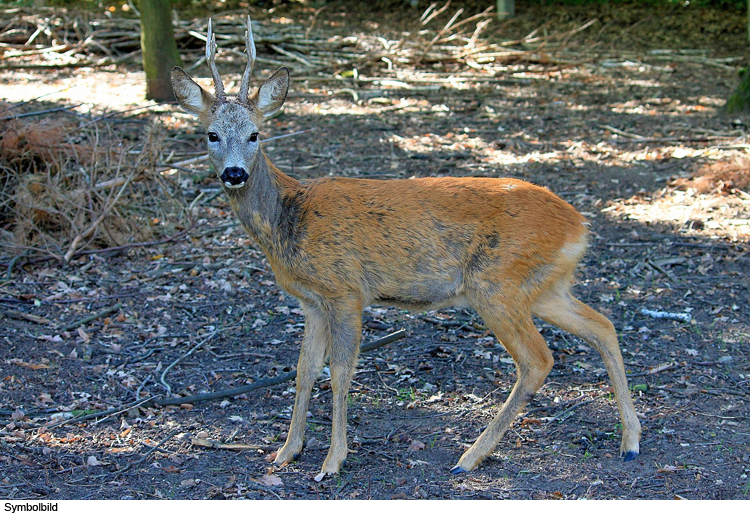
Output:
397,387,416,402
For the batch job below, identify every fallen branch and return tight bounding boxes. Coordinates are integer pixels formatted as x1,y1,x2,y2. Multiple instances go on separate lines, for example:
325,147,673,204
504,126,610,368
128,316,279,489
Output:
599,124,647,140
159,329,221,396
360,328,407,352
3,309,53,326
630,362,679,377
63,169,136,262
547,398,595,424
60,302,123,332
131,428,182,466
153,328,407,407
640,308,691,323
0,104,82,121
191,437,272,451
0,224,198,269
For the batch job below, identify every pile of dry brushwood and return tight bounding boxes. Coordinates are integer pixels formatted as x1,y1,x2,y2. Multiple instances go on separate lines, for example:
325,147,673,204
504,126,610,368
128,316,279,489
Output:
1,3,739,74
0,3,610,74
0,101,187,263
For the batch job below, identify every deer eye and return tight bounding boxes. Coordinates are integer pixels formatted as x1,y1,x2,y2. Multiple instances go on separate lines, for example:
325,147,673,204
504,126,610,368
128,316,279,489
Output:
249,132,259,143
208,132,220,143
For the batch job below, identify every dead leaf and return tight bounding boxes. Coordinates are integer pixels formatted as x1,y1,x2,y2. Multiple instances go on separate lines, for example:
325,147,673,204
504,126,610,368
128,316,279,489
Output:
647,362,676,375
11,430,27,441
37,335,63,343
408,440,426,452
260,474,283,487
673,494,688,500
105,447,133,454
9,359,51,370
77,327,90,343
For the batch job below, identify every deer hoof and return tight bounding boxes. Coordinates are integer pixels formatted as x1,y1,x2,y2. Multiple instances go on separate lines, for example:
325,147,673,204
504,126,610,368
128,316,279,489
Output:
621,450,639,462
449,465,468,475
274,447,301,466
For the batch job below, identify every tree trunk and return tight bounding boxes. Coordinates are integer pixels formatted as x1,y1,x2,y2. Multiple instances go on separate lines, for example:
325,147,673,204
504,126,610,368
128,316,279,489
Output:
140,0,182,102
497,0,515,20
726,68,750,114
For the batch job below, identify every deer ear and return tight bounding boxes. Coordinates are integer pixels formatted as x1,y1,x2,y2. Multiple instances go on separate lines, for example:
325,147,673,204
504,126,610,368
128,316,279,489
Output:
171,67,215,122
256,67,289,118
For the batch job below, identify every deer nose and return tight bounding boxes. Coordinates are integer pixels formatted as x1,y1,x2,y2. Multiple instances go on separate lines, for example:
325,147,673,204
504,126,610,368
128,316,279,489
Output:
221,166,250,188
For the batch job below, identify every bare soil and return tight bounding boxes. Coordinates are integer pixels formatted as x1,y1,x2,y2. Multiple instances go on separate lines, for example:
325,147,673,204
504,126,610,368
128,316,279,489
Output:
1,2,749,500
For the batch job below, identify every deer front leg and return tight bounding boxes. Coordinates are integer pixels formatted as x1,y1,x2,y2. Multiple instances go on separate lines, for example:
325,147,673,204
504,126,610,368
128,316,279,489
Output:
320,298,362,475
275,303,329,466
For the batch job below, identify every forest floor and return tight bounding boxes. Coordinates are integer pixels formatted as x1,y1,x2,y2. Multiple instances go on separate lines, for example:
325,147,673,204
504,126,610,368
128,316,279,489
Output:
0,2,749,500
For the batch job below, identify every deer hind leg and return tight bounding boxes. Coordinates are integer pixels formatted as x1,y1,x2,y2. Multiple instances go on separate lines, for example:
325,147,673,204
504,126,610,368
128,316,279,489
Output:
320,297,362,475
532,288,641,461
275,302,330,466
451,306,554,474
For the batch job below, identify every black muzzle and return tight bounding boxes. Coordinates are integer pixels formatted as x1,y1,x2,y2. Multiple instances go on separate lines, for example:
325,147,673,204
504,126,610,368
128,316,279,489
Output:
221,166,250,188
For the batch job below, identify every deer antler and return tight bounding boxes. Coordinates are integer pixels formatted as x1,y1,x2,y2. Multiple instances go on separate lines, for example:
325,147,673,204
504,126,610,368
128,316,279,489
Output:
238,15,256,105
206,18,226,102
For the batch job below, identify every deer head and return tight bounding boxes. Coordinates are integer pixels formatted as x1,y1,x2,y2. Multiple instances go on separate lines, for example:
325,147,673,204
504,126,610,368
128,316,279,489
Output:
171,17,289,189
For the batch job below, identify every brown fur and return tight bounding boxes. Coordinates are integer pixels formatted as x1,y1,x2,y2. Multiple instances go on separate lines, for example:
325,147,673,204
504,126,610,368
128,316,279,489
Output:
171,19,641,475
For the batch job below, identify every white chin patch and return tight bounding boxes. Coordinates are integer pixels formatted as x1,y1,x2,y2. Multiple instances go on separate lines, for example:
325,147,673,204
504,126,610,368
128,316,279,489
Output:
224,181,246,189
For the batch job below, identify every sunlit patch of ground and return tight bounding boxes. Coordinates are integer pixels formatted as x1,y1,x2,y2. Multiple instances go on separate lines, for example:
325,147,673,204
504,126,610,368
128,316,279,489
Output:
603,188,750,242
602,148,750,242
0,68,147,113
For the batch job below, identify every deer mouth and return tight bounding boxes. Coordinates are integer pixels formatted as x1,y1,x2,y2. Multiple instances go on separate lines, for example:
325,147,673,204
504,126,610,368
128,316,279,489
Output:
221,166,250,188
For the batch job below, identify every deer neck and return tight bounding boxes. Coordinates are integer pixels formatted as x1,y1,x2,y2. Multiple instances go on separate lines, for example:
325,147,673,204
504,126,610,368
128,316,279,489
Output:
223,148,305,262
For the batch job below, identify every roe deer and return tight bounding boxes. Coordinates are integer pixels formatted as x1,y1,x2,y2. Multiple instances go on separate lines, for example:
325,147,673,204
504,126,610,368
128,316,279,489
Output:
171,17,641,476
